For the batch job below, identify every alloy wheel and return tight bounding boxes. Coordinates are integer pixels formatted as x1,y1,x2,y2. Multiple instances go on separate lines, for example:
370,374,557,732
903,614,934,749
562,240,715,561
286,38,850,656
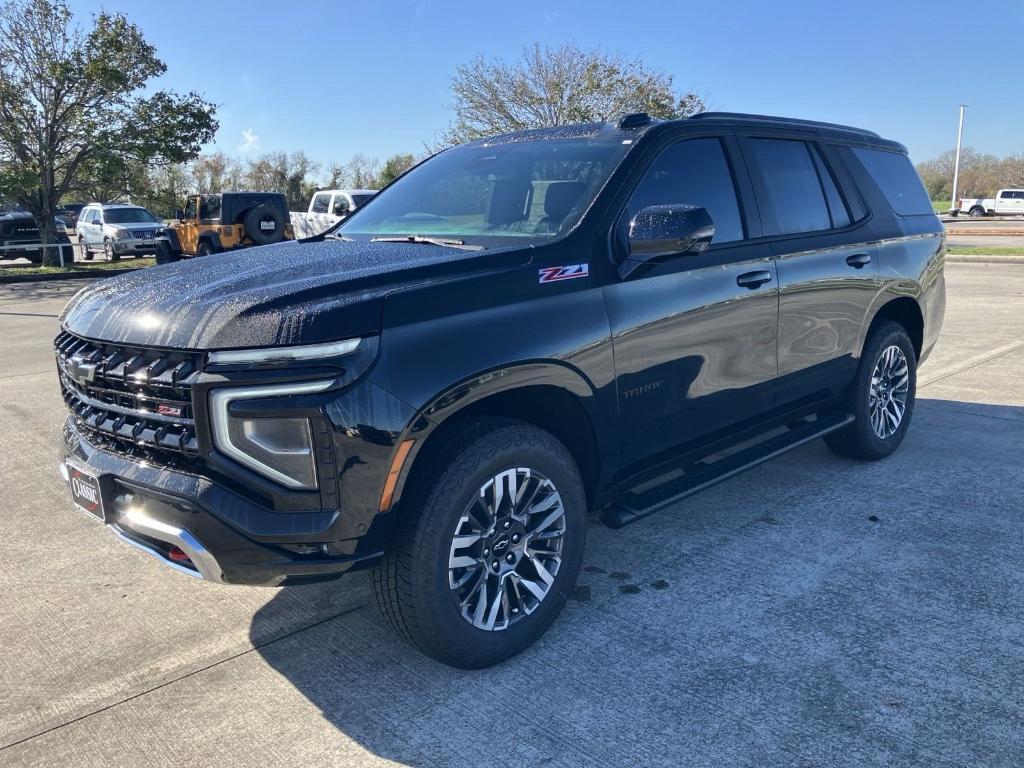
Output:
448,467,566,632
869,344,910,439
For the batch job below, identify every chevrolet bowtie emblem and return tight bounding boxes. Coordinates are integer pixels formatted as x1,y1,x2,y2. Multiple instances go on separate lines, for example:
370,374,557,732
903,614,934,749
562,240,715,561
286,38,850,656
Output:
67,354,97,385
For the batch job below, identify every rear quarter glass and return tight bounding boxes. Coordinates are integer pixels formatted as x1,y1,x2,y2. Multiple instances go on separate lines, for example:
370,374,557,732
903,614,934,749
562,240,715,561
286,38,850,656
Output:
851,147,934,216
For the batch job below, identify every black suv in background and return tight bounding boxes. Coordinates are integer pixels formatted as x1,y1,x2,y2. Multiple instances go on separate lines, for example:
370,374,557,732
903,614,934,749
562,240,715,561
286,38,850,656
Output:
56,112,944,668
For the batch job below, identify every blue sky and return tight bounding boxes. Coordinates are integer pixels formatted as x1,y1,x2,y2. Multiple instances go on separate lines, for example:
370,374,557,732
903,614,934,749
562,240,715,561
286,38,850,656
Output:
67,0,1023,171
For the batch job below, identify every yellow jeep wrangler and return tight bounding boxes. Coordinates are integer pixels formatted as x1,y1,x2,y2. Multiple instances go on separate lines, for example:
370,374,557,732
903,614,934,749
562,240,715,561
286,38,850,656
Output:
158,192,293,262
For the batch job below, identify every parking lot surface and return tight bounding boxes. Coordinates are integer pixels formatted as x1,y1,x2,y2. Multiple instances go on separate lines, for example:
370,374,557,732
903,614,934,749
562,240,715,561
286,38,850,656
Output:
1,264,1022,767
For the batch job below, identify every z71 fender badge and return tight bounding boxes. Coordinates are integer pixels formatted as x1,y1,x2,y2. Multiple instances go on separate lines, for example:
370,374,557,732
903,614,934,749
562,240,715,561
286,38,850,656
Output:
539,264,589,284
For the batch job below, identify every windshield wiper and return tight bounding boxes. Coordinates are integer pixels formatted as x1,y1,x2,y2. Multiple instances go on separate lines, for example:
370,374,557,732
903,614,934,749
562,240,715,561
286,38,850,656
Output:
371,235,485,251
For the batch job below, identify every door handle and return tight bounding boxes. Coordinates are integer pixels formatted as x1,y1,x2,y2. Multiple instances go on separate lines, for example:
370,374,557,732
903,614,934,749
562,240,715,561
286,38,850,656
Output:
736,270,773,289
846,253,871,269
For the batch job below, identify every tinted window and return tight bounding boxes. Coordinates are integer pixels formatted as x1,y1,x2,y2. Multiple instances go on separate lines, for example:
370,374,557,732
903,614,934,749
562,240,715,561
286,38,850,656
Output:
809,146,851,228
748,139,831,235
332,195,350,216
851,147,933,216
198,197,220,221
627,138,744,243
105,207,159,224
351,194,374,207
311,193,330,214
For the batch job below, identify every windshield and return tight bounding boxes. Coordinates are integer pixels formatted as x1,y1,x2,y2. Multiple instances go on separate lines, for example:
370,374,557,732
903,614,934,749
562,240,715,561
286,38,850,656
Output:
337,137,629,245
105,208,158,224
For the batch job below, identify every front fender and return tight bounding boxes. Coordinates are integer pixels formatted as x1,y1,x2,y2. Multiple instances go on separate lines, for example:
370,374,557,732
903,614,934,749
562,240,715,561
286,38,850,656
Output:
385,361,614,510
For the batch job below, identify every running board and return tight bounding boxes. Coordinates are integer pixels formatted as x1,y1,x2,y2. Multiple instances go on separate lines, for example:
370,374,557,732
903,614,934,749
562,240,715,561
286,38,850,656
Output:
599,412,855,529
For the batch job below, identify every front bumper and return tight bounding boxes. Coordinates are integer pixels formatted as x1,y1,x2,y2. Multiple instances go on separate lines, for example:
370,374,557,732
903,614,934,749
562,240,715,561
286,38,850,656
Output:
61,418,384,585
111,237,163,254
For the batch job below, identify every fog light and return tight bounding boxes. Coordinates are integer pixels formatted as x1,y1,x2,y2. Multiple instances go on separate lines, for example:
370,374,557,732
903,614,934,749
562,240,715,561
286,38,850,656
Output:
168,546,191,563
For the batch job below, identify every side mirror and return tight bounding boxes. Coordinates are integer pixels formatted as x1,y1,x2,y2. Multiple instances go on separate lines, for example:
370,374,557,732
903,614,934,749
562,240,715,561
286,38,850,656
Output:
620,205,715,279
173,209,184,221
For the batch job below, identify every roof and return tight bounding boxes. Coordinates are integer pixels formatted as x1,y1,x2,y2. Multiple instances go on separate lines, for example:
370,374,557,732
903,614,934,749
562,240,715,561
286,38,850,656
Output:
469,111,904,152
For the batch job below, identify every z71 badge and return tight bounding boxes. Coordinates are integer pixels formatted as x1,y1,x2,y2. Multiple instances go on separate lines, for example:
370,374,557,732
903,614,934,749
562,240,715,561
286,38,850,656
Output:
538,264,589,284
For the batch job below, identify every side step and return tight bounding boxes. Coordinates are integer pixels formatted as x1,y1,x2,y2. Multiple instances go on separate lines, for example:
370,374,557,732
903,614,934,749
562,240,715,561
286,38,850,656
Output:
599,412,854,529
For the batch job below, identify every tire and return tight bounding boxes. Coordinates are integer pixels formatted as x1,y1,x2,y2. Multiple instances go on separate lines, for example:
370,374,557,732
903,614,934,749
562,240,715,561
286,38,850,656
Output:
243,204,285,246
969,206,986,218
103,239,119,261
195,240,216,257
79,237,93,260
154,241,181,265
372,417,586,668
825,320,917,461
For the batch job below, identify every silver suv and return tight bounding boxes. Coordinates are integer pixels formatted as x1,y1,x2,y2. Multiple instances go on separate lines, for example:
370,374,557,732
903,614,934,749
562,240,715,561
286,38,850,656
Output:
76,204,164,261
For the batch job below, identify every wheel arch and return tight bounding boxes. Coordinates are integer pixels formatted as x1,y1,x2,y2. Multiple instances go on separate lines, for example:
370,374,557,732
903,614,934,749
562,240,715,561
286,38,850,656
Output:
865,296,924,359
197,230,222,251
388,366,610,516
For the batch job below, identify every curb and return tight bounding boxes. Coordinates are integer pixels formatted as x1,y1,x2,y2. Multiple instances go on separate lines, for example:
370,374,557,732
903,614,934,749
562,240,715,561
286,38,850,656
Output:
946,254,1024,264
0,267,141,285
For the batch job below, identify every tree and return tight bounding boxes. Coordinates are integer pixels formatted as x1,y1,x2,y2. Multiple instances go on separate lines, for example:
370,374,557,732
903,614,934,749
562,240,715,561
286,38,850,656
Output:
243,151,319,210
916,147,1004,201
437,44,707,147
0,0,217,264
379,153,417,186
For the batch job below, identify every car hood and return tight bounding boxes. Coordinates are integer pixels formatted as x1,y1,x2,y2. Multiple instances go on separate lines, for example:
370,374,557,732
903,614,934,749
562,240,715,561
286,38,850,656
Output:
61,239,527,350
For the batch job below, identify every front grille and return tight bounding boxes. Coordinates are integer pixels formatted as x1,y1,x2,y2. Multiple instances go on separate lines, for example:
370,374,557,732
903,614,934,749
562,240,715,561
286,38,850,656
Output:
131,230,157,239
55,330,203,458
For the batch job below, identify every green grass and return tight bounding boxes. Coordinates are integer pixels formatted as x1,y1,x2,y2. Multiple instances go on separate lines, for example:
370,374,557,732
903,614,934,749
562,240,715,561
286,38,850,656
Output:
933,200,952,213
0,258,155,277
946,247,1024,257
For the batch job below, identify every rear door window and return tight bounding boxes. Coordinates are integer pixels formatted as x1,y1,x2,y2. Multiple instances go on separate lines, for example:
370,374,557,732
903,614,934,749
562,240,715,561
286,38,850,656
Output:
747,139,831,236
809,147,851,229
850,147,933,216
311,193,331,214
627,137,744,244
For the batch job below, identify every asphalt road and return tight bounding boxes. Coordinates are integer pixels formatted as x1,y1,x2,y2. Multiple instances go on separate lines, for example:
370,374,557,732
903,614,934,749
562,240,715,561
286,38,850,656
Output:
1,265,1023,767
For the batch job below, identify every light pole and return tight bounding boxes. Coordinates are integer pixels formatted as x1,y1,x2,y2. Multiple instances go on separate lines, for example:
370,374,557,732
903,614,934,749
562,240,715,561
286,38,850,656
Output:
950,105,966,213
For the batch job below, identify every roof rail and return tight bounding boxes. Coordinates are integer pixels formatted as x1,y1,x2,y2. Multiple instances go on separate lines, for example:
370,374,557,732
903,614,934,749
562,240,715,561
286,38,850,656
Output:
617,112,653,130
689,111,880,138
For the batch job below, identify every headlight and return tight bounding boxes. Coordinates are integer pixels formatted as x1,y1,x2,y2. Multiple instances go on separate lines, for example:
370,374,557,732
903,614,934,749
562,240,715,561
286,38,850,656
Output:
113,229,132,240
209,380,334,490
208,338,361,365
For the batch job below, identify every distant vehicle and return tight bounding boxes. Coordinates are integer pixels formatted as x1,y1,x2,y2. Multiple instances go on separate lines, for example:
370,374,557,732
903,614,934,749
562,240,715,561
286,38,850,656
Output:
76,203,165,261
954,189,1024,217
57,203,85,234
290,189,377,238
0,211,73,264
161,192,293,262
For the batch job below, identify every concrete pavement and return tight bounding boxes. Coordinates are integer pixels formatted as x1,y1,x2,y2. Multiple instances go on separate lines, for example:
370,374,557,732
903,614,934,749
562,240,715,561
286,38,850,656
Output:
1,265,1023,767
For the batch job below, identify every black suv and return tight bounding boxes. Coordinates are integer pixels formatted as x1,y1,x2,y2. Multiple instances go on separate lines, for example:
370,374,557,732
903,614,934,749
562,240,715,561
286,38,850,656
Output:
56,112,945,668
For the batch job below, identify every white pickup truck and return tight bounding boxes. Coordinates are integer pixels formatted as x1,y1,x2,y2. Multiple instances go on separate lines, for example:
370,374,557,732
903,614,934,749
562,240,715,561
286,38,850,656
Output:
955,189,1024,217
289,189,377,238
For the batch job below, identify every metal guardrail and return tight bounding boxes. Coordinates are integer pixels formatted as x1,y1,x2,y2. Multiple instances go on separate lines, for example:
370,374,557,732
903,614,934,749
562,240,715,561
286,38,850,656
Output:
0,241,74,266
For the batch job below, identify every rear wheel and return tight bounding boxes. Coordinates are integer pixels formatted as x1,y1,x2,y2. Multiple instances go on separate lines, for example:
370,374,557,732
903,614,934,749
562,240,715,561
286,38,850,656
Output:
969,206,986,218
78,236,93,260
195,240,216,257
372,418,586,668
825,321,917,460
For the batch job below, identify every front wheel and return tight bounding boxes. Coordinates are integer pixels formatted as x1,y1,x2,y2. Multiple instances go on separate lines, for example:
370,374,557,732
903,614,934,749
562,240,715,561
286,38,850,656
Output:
103,240,119,261
372,418,586,668
825,321,917,461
